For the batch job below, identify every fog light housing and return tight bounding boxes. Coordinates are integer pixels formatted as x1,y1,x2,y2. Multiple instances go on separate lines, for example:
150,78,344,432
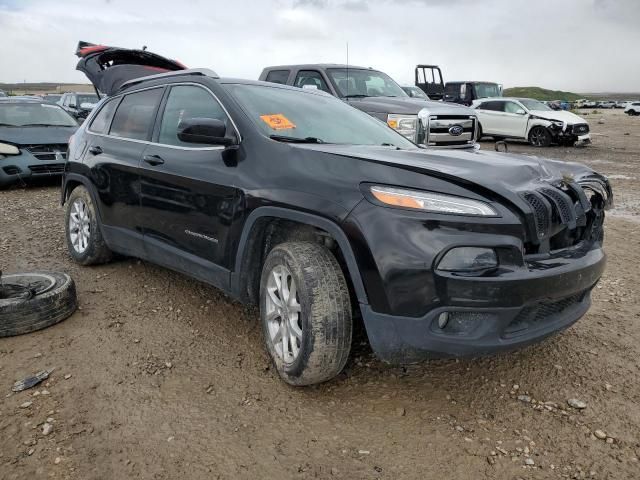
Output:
438,247,498,272
437,312,449,329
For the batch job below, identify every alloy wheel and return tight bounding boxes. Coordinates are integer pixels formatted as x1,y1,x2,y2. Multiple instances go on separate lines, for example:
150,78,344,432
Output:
68,198,91,254
265,264,303,364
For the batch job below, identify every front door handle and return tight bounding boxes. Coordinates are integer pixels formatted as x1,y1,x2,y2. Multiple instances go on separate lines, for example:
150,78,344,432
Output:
88,145,103,155
143,154,164,166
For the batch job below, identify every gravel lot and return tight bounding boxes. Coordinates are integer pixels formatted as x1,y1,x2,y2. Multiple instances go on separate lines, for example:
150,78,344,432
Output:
1,109,639,479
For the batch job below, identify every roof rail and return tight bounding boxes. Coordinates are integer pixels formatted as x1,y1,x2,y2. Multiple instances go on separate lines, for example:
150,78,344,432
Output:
119,68,219,92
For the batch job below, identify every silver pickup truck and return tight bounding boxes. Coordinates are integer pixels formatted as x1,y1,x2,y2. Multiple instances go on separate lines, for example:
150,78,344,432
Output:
259,64,479,149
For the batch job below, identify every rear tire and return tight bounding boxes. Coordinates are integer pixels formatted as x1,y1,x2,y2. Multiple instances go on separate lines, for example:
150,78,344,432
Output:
65,185,113,265
477,123,483,141
260,242,352,386
529,126,552,147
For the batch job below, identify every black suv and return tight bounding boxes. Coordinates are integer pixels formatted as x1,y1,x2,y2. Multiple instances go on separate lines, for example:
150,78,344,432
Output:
64,43,612,386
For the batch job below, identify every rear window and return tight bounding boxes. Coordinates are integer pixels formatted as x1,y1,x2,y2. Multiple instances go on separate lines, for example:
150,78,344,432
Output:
477,101,503,112
89,98,119,134
265,70,290,85
109,88,163,140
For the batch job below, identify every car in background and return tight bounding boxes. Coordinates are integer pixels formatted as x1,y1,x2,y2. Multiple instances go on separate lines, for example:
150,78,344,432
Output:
597,100,616,109
582,100,597,109
615,100,629,109
260,64,479,148
43,94,62,104
473,97,591,147
625,102,640,116
58,92,100,120
401,85,430,100
442,81,502,106
0,98,78,188
0,90,7,98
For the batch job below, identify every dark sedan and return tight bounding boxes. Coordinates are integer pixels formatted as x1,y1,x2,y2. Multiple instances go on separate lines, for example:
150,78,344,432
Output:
0,99,78,188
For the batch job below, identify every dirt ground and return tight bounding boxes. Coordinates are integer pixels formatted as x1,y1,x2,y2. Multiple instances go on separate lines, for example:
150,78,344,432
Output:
1,109,639,480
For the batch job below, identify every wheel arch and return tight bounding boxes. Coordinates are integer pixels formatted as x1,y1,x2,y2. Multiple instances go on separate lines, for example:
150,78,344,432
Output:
231,207,368,307
61,174,104,223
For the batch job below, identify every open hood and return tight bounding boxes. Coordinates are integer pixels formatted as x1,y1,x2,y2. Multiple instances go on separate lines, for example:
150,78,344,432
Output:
75,41,186,96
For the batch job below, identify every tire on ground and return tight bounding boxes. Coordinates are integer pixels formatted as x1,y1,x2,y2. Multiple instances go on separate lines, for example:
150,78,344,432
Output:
529,126,552,147
0,272,77,337
260,241,352,386
65,185,113,265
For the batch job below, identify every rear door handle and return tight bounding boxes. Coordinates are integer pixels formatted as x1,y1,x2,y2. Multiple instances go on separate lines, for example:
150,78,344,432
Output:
88,145,103,155
143,154,164,166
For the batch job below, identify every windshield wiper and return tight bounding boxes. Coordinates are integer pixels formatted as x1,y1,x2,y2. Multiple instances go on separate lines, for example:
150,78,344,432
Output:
21,123,60,127
343,94,368,99
269,135,326,144
0,123,18,127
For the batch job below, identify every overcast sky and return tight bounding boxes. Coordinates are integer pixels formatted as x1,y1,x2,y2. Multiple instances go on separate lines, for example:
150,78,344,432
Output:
1,0,638,92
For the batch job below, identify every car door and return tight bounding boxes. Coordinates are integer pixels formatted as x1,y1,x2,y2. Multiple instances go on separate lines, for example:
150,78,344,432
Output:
501,101,529,138
82,87,164,256
475,100,503,134
137,83,241,289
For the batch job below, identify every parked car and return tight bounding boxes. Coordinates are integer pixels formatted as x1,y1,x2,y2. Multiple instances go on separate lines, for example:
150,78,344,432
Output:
582,100,597,109
0,90,7,98
58,92,101,120
625,102,640,116
597,100,616,109
259,64,479,148
43,94,62,104
66,42,612,386
473,97,591,147
615,100,629,109
0,98,78,188
401,85,430,100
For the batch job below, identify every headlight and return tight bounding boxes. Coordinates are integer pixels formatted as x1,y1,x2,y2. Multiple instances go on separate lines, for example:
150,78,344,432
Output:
438,247,498,271
387,114,418,141
0,142,20,156
370,186,498,216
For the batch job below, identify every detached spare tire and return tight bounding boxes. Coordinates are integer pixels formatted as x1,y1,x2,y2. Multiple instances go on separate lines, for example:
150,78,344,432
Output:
0,272,77,337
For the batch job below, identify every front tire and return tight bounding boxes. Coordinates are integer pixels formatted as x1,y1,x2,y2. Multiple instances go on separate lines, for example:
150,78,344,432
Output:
260,242,352,386
529,126,552,147
64,186,113,265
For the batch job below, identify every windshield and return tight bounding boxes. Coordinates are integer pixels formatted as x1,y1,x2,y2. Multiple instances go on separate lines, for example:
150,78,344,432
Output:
519,99,552,111
403,87,429,99
0,103,78,127
327,69,408,98
44,95,62,103
473,83,501,98
226,83,416,148
78,94,99,106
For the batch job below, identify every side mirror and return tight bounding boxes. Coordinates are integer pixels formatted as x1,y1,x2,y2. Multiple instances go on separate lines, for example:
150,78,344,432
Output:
516,108,526,115
177,118,235,146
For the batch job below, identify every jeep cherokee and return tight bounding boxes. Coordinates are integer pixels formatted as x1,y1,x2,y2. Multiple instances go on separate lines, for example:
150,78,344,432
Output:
63,42,612,386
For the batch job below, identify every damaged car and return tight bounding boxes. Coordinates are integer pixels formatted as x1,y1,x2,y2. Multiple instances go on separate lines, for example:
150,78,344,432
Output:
0,98,78,188
65,42,612,386
473,97,591,147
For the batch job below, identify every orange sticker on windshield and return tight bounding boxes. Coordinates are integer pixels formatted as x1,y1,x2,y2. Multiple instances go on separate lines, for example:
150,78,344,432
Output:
260,114,296,130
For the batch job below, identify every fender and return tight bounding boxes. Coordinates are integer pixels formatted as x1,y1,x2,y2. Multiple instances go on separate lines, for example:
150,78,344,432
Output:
61,173,103,224
231,206,369,306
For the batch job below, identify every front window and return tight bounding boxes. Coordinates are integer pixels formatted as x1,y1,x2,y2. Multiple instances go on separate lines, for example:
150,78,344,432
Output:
473,83,501,99
226,83,416,148
326,69,407,98
519,99,552,111
0,103,78,127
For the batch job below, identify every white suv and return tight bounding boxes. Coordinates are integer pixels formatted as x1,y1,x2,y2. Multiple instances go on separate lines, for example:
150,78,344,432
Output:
473,97,591,147
624,102,640,116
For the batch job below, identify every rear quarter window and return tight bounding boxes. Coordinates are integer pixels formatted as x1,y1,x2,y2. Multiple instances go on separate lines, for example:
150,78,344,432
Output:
109,88,164,141
265,70,290,85
89,99,119,134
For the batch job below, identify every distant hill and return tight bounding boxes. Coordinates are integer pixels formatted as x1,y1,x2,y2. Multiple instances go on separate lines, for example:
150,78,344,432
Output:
503,87,584,102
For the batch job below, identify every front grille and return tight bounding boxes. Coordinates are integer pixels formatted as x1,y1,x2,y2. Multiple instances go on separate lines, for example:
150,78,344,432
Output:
28,164,65,175
539,187,577,229
425,115,476,147
503,291,587,337
522,192,551,239
25,144,68,161
571,124,589,135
